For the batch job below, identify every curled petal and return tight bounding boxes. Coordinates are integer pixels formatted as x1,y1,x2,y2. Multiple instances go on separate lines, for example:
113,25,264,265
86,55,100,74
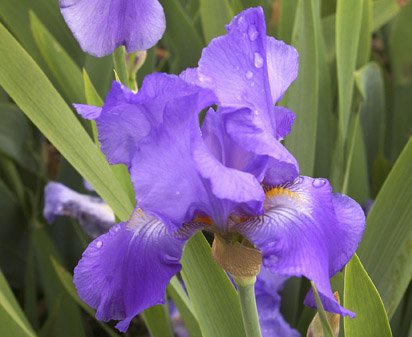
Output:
131,92,263,229
236,176,365,317
256,268,300,337
43,182,114,238
76,74,217,167
182,7,298,140
74,210,203,332
223,108,299,184
59,0,165,57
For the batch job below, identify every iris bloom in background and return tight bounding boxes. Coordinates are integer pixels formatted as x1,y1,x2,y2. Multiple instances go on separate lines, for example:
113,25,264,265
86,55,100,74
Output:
59,0,165,57
44,181,115,238
71,6,365,333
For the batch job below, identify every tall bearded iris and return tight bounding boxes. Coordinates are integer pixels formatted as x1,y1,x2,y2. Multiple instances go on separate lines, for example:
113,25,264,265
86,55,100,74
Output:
59,0,165,57
73,7,365,333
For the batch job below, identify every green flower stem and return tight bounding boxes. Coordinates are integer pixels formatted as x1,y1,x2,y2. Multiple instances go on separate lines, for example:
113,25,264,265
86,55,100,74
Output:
235,277,263,337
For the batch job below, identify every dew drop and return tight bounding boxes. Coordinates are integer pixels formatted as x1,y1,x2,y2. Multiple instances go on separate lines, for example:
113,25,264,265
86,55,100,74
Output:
312,178,327,188
248,25,259,41
254,52,263,68
245,71,254,79
96,240,103,249
175,191,181,196
250,81,255,87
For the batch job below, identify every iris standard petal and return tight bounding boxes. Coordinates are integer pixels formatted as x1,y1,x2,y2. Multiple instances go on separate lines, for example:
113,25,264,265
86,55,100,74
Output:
187,7,275,130
256,268,300,337
43,182,115,238
182,7,298,139
201,108,268,180
224,108,299,184
130,83,264,229
181,8,299,183
266,37,299,103
236,176,365,317
59,0,165,57
74,210,203,332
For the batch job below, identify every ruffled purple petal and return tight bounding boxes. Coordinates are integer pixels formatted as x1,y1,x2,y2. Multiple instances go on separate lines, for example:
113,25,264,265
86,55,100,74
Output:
256,268,300,337
74,210,202,332
187,8,275,131
201,108,268,181
59,0,165,57
236,176,365,317
182,7,298,139
43,182,114,238
266,37,299,103
77,74,216,167
223,108,299,184
130,81,264,229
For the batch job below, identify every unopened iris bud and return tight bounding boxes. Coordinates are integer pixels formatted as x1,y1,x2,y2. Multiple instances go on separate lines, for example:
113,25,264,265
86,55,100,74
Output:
211,234,262,285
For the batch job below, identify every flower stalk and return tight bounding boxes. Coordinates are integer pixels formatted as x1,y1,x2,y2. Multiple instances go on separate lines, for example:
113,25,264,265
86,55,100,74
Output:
235,278,263,337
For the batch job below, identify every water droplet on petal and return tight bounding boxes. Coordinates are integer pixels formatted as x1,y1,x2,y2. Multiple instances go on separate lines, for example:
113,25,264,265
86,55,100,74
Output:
175,191,181,196
254,52,263,68
96,240,103,249
312,178,327,188
248,25,259,41
245,71,254,79
250,81,255,87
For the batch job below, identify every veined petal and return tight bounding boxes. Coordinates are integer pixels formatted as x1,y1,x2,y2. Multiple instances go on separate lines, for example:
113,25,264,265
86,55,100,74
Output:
223,108,299,184
256,268,300,337
188,7,275,132
59,0,165,57
43,182,114,238
76,74,216,167
74,209,203,332
236,176,365,317
266,37,299,103
131,94,264,229
182,7,298,140
201,108,268,181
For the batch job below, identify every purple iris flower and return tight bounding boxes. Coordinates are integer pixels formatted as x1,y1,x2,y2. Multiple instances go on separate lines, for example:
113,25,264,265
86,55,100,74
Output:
72,7,365,333
44,182,115,238
59,0,165,57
